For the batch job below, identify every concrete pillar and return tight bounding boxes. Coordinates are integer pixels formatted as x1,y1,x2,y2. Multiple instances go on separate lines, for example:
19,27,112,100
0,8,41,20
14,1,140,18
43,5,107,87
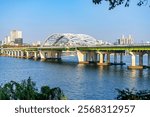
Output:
40,51,46,61
26,51,30,59
114,53,117,63
86,52,90,61
139,53,143,66
11,51,13,56
99,52,103,64
16,51,19,57
107,53,110,64
8,51,11,56
34,51,38,60
120,53,123,63
130,52,136,66
5,51,8,56
21,51,24,58
8,51,10,56
13,51,16,57
103,54,105,62
148,53,150,66
76,50,85,63
56,51,62,59
89,51,96,62
50,51,55,58
94,52,97,62
128,52,143,69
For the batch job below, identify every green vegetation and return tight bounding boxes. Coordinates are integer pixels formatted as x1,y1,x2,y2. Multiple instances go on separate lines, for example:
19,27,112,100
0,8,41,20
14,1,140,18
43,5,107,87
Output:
116,88,150,100
0,78,67,100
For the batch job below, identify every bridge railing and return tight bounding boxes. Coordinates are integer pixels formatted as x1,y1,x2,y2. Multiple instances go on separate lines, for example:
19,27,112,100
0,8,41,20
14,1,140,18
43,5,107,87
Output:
41,43,150,48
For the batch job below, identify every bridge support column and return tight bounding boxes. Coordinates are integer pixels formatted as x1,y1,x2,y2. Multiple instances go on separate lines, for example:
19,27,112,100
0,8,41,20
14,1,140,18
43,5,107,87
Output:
26,51,32,59
40,51,46,61
51,51,56,58
128,52,143,69
8,51,11,56
114,53,117,64
76,50,85,63
6,51,9,56
139,52,143,66
103,54,105,63
120,53,123,63
99,53,103,64
87,51,97,63
97,52,107,65
16,51,19,57
14,51,17,57
20,51,24,58
130,52,136,66
11,51,13,56
7,51,10,56
56,51,62,61
34,51,38,60
106,53,110,64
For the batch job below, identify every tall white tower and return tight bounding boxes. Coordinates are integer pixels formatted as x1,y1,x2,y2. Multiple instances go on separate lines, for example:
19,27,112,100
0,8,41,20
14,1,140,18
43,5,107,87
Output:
10,30,22,42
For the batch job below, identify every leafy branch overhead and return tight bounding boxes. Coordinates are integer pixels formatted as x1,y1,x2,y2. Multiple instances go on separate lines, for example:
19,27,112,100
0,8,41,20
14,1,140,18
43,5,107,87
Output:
92,0,149,9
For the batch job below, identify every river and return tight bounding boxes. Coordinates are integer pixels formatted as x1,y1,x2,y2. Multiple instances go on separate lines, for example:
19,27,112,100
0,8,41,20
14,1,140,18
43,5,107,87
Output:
0,55,150,99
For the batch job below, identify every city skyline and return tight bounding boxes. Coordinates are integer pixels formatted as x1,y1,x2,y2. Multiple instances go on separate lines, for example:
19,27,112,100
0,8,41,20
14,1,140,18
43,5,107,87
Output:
0,0,150,43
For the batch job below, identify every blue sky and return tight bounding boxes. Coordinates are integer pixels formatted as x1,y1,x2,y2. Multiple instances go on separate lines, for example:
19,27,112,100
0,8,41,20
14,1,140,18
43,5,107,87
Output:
0,0,150,43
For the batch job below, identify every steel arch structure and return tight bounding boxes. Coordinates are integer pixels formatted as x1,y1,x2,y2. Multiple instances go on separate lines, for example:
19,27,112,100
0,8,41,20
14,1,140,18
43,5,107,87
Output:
42,33,102,47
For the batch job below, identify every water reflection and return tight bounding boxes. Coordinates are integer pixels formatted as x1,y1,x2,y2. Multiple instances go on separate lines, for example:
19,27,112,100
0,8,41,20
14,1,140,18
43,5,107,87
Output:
0,56,150,99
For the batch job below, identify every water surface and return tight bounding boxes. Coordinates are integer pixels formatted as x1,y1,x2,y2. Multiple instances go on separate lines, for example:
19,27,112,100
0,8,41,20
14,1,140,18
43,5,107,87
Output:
0,56,150,99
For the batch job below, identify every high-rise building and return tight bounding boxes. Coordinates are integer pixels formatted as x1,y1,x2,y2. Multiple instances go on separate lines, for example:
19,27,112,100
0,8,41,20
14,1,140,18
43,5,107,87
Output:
117,35,134,45
14,38,23,45
10,30,22,41
10,30,23,45
4,36,11,44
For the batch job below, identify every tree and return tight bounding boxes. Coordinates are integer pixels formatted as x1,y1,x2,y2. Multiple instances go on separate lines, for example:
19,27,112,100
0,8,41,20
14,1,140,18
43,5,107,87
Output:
92,0,150,10
116,88,150,100
0,78,67,100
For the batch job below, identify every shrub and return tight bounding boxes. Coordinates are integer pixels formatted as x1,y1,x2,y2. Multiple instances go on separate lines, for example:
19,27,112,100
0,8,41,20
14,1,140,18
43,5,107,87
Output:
0,78,67,100
116,88,150,100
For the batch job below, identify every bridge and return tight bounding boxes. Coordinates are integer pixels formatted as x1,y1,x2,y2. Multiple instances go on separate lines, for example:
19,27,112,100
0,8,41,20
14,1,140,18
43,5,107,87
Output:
0,33,150,69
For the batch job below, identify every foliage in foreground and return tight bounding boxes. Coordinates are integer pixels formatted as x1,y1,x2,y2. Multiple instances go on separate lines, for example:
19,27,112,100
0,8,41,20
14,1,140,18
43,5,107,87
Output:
116,88,150,100
0,78,67,100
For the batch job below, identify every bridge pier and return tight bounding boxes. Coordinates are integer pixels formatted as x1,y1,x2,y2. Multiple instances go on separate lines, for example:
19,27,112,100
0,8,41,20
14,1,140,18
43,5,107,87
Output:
14,51,17,57
26,51,34,59
12,51,15,57
114,53,117,64
76,50,86,63
16,51,19,57
39,51,62,62
111,52,125,65
139,52,143,66
7,51,10,56
33,51,38,60
128,52,143,69
17,51,21,58
20,51,24,58
40,51,46,61
120,53,123,63
97,52,108,65
97,52,103,65
106,53,110,64
87,51,97,63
